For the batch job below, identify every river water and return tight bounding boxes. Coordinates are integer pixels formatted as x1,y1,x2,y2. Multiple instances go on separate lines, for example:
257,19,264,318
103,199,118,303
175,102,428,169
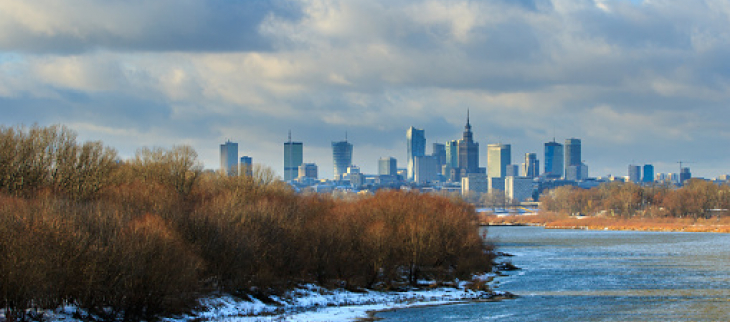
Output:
377,226,730,321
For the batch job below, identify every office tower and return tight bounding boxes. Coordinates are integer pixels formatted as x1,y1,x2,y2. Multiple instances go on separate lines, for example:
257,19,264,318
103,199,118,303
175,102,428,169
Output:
544,140,564,178
284,132,303,182
628,165,641,183
487,143,511,178
458,111,479,175
407,127,426,181
505,164,519,177
332,140,353,180
220,140,238,176
298,163,318,179
432,143,446,168
680,167,691,184
523,153,539,178
414,155,439,184
643,164,654,183
378,157,397,176
446,140,459,169
565,138,581,170
240,156,253,177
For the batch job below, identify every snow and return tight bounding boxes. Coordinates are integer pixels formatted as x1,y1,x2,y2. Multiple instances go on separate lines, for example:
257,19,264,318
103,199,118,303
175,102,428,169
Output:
33,274,503,322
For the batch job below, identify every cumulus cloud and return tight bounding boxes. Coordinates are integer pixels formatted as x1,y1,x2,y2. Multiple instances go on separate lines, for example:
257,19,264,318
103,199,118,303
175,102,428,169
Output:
3,0,730,178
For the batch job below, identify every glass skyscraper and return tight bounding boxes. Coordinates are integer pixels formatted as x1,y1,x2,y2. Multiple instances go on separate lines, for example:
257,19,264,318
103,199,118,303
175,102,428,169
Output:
565,138,581,169
284,132,303,182
220,140,238,176
643,164,654,183
446,140,459,169
544,140,564,178
378,157,397,176
487,143,511,178
332,140,353,180
406,127,425,181
523,152,539,178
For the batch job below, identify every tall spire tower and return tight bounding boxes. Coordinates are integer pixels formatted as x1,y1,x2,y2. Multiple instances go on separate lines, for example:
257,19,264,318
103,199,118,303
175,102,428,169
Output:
458,110,479,176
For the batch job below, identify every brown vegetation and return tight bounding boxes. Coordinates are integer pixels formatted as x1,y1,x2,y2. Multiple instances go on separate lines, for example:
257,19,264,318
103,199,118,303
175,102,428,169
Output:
482,180,730,233
0,125,494,321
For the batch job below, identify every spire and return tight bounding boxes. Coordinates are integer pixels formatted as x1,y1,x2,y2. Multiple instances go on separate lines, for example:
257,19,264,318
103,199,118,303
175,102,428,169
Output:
288,130,292,143
465,109,472,131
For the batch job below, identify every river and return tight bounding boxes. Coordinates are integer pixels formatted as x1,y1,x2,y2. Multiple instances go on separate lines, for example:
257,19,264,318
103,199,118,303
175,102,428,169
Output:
376,226,730,321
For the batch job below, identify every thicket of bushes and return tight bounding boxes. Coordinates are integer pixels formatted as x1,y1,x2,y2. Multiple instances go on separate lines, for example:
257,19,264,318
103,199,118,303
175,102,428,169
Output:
0,125,493,322
540,180,730,218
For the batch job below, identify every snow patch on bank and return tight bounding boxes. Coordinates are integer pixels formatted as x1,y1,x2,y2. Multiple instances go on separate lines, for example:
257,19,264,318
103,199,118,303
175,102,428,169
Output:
34,274,506,322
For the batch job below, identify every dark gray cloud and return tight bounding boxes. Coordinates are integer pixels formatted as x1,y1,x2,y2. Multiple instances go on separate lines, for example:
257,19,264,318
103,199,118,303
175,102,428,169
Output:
0,0,302,54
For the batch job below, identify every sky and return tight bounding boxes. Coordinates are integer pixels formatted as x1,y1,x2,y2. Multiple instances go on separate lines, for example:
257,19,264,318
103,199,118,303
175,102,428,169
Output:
3,0,730,180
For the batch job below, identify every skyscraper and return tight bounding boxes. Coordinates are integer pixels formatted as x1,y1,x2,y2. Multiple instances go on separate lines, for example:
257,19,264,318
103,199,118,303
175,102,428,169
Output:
406,127,426,181
487,143,511,178
458,111,479,176
284,132,303,182
565,138,581,169
523,153,539,178
332,140,353,180
240,156,253,177
628,165,641,183
680,167,691,184
643,164,654,183
432,143,446,169
220,140,238,176
378,157,397,176
445,140,459,169
544,140,564,178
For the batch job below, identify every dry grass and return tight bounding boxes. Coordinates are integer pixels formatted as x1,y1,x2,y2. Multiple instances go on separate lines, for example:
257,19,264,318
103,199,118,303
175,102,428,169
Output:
481,212,730,233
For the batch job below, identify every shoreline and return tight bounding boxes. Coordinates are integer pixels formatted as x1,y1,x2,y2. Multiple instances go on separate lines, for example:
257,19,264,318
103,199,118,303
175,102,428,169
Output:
482,217,730,233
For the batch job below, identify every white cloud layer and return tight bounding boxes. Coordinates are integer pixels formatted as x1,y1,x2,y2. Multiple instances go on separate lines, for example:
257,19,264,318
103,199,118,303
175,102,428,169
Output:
3,0,730,179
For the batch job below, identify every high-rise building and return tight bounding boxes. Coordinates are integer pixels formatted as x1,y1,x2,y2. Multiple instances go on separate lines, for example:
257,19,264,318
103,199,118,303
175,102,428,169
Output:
680,167,691,184
487,143,511,178
523,153,539,178
414,155,439,184
565,138,581,170
406,127,426,181
220,140,238,176
628,165,641,183
378,157,397,176
458,111,479,176
240,156,253,177
332,140,353,180
643,164,654,183
284,132,303,182
544,140,564,178
432,143,446,169
446,140,459,169
298,163,318,179
506,164,520,177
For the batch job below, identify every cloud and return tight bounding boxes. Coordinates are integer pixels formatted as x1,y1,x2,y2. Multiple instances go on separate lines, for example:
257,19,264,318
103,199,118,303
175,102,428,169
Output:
3,0,730,178
0,0,299,53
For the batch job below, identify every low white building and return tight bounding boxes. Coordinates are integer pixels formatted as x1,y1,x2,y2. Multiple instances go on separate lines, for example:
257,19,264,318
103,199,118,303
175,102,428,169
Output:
505,176,534,202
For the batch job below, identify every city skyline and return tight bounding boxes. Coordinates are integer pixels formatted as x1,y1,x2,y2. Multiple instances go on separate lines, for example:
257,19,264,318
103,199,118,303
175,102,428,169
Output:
5,1,730,179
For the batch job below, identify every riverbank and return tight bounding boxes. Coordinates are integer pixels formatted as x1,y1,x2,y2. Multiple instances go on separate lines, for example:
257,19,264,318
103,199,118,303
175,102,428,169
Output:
31,275,514,322
481,213,730,233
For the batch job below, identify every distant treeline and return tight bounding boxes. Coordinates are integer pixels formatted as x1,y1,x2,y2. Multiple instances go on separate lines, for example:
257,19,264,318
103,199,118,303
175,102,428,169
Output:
540,180,730,218
0,125,493,322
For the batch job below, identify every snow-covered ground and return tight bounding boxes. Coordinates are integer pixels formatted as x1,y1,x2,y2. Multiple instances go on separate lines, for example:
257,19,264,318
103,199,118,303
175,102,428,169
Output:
37,274,507,322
